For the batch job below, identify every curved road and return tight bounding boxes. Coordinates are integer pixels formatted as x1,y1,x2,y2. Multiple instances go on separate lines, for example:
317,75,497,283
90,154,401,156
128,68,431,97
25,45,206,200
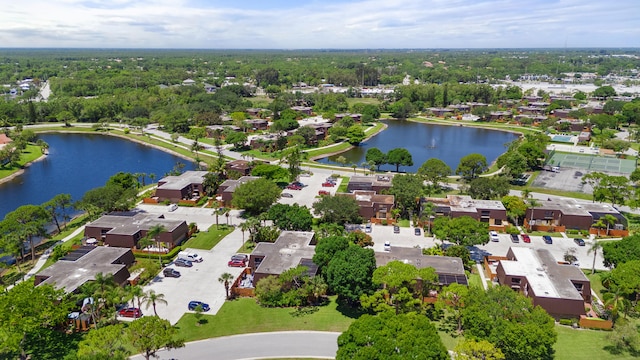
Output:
130,331,339,360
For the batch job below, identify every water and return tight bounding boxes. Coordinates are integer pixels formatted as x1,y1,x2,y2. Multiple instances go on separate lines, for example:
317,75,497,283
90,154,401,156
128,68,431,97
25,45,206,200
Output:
318,120,519,172
0,133,195,219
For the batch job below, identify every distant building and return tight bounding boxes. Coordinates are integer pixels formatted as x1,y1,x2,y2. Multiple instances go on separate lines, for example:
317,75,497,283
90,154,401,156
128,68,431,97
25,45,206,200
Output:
84,212,188,250
339,190,394,222
496,247,591,318
422,195,507,230
155,171,208,203
218,176,261,206
182,79,196,86
290,106,313,115
0,133,12,151
525,198,626,233
249,231,318,286
35,246,135,294
226,159,262,176
347,175,394,193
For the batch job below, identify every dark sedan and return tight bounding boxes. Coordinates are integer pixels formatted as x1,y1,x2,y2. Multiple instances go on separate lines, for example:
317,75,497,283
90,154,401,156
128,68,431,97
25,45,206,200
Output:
188,301,210,312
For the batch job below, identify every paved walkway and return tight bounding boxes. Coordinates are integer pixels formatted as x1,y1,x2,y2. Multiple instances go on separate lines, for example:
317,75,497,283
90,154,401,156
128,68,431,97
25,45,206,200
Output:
475,263,489,290
130,331,340,360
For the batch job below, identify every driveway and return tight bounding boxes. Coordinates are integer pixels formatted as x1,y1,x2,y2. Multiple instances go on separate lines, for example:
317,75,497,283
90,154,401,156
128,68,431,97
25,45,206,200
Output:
139,226,247,325
130,331,340,360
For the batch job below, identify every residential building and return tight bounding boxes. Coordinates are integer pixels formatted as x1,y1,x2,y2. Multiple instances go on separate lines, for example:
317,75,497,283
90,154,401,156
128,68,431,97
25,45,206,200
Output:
524,198,626,233
489,111,513,121
244,119,269,131
35,246,135,294
290,106,313,115
427,108,453,117
374,246,468,286
347,175,394,193
0,133,12,150
447,104,470,113
84,212,188,249
422,195,508,230
249,231,318,286
218,176,260,206
155,171,208,203
334,113,362,122
339,190,394,222
496,247,591,318
226,159,260,176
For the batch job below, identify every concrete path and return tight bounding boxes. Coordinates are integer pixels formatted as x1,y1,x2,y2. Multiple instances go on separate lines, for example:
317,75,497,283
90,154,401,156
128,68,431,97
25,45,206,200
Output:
130,331,340,360
476,263,489,290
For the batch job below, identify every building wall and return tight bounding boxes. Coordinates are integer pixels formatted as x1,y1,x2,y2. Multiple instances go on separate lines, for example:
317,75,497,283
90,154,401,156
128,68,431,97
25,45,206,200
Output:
105,233,138,248
532,295,586,318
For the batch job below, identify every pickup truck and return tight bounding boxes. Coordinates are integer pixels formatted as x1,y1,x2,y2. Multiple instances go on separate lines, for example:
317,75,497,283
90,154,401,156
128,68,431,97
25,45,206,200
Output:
178,251,203,263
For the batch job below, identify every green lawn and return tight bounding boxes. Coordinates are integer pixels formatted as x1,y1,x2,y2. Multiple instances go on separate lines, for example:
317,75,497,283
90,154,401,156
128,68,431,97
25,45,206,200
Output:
0,144,44,180
174,296,359,342
337,176,349,193
554,325,630,360
585,270,608,300
305,141,352,159
182,225,234,250
346,98,381,106
467,273,483,289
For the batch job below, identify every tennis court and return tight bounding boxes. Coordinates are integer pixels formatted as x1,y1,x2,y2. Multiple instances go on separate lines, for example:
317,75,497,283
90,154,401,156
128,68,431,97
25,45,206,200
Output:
547,152,635,175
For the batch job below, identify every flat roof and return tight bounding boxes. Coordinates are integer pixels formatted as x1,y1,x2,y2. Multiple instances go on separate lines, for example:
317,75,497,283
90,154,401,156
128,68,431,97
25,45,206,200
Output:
375,247,466,276
220,176,260,193
252,231,316,276
535,198,620,216
426,195,505,212
500,247,587,300
157,171,208,191
86,212,185,235
37,246,131,293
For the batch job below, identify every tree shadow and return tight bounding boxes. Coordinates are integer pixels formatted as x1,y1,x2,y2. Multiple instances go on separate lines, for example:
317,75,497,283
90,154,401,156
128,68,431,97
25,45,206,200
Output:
336,300,366,319
290,306,319,317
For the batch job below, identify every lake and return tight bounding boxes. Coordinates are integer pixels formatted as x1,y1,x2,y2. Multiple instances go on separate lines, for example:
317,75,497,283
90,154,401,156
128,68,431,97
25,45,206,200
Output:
317,120,519,172
0,133,195,219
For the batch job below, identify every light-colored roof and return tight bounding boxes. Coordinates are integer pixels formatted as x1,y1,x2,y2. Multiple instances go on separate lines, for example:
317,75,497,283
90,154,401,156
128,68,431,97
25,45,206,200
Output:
157,171,208,191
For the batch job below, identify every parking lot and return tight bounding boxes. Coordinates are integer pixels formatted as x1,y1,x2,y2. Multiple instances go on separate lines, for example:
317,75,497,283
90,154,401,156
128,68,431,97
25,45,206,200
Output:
366,224,607,271
139,227,247,325
278,171,344,209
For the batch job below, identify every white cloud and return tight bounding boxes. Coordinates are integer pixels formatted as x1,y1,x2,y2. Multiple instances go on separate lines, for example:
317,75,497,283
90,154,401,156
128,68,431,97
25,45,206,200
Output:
0,0,638,48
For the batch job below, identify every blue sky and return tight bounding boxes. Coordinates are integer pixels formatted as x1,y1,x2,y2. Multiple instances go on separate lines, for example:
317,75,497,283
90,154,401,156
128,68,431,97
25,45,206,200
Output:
1,0,638,48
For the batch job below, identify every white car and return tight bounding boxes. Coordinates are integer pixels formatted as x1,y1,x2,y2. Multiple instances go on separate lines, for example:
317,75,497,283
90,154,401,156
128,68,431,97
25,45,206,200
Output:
178,251,203,263
489,231,500,242
384,241,391,251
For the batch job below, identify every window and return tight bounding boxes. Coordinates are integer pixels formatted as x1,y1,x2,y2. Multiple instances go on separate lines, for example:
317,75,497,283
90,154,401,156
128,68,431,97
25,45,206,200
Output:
511,278,521,284
495,219,503,225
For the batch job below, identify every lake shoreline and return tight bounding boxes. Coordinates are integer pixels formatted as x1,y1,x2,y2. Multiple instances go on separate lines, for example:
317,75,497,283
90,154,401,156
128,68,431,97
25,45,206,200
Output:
0,152,48,186
308,122,388,161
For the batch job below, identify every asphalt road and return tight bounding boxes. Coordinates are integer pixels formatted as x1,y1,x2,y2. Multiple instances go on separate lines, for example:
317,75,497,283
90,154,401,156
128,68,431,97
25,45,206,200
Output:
129,331,339,360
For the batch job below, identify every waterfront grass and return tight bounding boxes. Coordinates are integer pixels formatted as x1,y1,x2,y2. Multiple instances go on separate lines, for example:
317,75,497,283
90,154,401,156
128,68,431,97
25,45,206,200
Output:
182,224,235,250
553,325,628,360
0,144,43,180
174,296,358,342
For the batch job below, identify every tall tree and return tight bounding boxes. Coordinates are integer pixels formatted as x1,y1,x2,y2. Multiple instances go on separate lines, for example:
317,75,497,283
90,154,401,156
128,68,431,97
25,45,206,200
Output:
386,148,413,172
313,195,362,225
231,178,282,215
365,148,387,171
3,204,50,262
336,312,449,360
142,290,168,317
218,272,234,300
418,158,451,192
76,324,129,360
325,245,377,304
432,216,489,246
388,174,423,218
456,153,488,181
126,316,184,360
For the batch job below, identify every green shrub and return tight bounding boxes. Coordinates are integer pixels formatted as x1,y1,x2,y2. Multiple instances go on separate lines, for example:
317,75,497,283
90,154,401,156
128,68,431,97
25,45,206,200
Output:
123,128,130,134
559,318,577,326
381,219,388,226
196,196,209,207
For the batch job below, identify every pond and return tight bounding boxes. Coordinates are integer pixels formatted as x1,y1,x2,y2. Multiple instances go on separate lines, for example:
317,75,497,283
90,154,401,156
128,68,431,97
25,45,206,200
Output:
317,120,519,172
0,133,195,219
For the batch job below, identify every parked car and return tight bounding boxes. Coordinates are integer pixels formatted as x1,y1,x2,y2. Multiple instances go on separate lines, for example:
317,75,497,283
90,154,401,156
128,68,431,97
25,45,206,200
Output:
178,251,203,263
286,184,302,190
291,181,305,187
163,268,181,278
188,301,210,312
231,254,249,262
414,228,421,236
167,203,178,212
318,190,330,195
365,223,372,233
384,241,391,251
228,259,246,267
321,182,335,187
118,307,142,318
281,192,294,198
574,238,585,246
393,226,400,234
489,231,499,242
174,258,193,267
543,235,553,244
326,177,337,182
521,234,531,243
510,234,520,243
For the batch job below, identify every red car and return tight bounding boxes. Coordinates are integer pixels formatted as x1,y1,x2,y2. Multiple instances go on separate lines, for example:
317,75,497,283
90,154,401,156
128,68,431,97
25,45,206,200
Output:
521,234,531,243
118,307,143,318
321,182,335,187
286,184,302,190
228,259,246,267
318,190,330,195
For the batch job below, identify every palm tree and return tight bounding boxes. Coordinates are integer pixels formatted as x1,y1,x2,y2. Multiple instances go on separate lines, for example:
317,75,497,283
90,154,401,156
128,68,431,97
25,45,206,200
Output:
218,273,234,300
143,290,168,317
149,173,156,184
307,276,328,304
600,214,618,236
521,189,531,201
527,198,540,229
146,224,167,264
126,284,145,310
603,289,629,323
240,221,251,246
588,240,603,274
